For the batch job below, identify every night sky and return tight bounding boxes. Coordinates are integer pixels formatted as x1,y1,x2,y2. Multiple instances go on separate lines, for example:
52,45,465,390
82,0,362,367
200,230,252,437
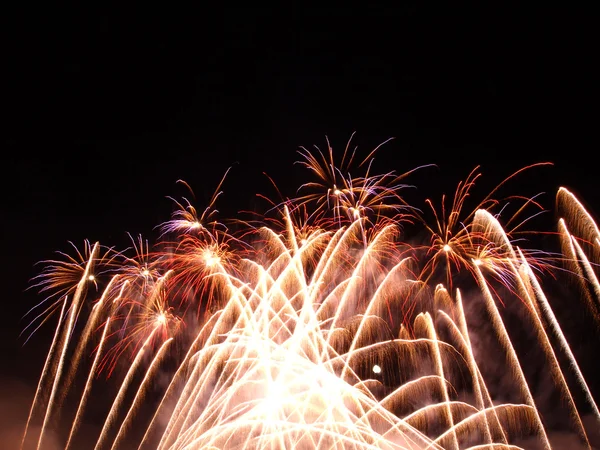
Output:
2,4,599,447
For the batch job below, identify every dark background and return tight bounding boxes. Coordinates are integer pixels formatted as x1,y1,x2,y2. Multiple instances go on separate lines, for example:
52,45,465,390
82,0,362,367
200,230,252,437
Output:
2,4,599,447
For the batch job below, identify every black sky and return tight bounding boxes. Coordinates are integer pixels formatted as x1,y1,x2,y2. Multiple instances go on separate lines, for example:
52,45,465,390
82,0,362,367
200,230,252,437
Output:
2,3,599,426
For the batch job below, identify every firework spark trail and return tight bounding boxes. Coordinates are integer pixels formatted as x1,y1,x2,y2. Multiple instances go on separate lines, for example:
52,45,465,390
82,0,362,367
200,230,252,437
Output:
557,187,600,249
377,374,446,414
437,314,505,446
110,337,174,450
568,232,600,310
418,312,459,450
466,445,525,450
156,289,251,450
172,295,308,446
59,275,120,409
170,344,241,446
509,257,593,447
37,242,99,450
557,220,600,324
65,317,112,450
341,257,412,383
431,404,535,449
138,313,221,450
436,297,501,446
94,327,163,450
476,209,592,445
151,344,210,449
473,264,552,450
324,221,395,346
443,287,502,443
20,298,68,450
516,248,600,424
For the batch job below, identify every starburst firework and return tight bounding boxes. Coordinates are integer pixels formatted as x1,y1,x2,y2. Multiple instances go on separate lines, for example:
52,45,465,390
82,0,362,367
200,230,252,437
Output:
21,138,600,450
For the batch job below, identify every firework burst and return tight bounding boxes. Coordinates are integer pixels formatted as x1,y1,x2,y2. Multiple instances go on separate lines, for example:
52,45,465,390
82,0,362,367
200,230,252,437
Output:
20,138,600,450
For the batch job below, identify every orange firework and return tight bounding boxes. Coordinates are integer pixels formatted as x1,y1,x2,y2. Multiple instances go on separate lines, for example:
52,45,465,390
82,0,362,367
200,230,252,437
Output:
417,165,555,297
20,140,600,450
294,134,431,228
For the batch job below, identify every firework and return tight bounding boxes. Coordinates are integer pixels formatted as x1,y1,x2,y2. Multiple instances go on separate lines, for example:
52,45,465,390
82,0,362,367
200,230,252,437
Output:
20,138,600,449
